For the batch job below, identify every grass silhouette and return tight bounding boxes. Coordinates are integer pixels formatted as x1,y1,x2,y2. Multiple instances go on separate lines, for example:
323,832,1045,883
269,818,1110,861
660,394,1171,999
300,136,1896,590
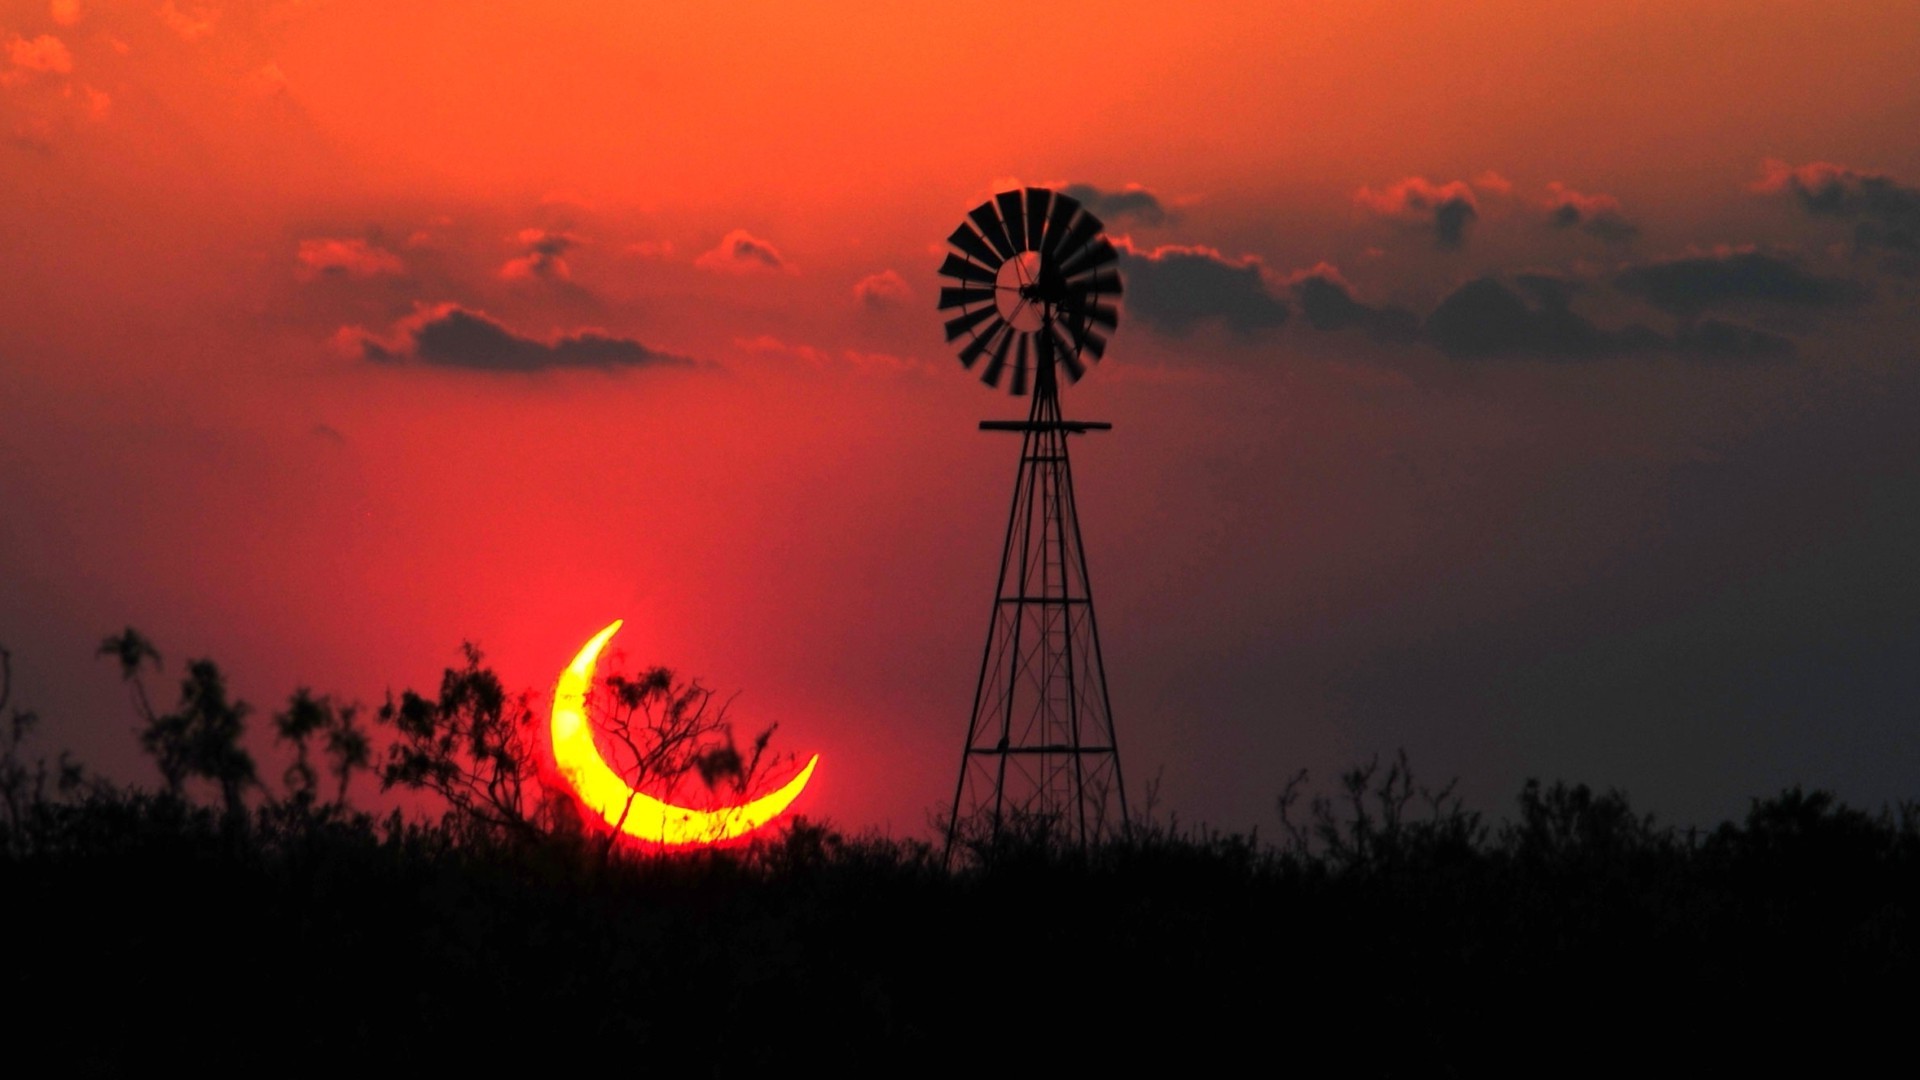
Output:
2,638,1914,1072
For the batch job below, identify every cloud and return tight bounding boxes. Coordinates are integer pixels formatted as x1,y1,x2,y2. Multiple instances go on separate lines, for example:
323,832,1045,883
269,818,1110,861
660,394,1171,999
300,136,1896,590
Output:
296,238,404,279
1472,170,1514,197
737,333,929,375
737,333,830,366
1354,176,1480,249
79,84,109,120
50,2,82,28
1613,248,1867,316
499,228,577,281
852,269,910,309
1287,265,1418,340
1423,274,1792,361
1425,276,1642,359
338,304,691,372
1754,159,1920,257
1672,318,1794,359
9,117,54,153
695,228,787,273
1061,182,1171,227
1541,182,1638,243
1115,240,1289,336
6,34,73,75
159,2,218,42
246,62,288,99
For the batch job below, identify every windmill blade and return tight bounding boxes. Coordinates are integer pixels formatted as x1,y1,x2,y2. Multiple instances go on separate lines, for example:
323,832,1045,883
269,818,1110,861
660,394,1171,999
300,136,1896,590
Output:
1075,326,1107,361
944,305,998,341
995,191,1027,254
1069,270,1124,298
969,202,1018,262
938,253,997,286
1048,322,1085,383
1051,213,1104,271
940,189,1121,394
947,223,1003,269
957,319,1006,369
1062,294,1119,330
1039,193,1082,263
938,285,995,311
1023,188,1052,251
1058,237,1118,279
1061,285,1120,325
979,327,1015,388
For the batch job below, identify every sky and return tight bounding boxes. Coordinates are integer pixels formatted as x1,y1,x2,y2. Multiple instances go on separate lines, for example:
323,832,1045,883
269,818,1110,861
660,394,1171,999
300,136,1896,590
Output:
4,0,1920,837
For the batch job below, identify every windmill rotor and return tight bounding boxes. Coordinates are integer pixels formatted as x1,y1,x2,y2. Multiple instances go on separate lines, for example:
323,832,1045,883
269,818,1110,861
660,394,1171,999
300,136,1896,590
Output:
938,187,1125,394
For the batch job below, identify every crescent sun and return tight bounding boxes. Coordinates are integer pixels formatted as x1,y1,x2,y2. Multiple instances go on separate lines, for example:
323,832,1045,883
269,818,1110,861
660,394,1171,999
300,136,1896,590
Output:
550,620,819,845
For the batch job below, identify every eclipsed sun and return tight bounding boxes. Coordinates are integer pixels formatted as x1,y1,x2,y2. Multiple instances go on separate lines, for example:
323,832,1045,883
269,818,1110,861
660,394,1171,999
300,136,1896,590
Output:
550,620,818,845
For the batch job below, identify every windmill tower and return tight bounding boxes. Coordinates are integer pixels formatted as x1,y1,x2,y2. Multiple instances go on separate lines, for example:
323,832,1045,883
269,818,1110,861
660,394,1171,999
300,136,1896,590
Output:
936,187,1129,858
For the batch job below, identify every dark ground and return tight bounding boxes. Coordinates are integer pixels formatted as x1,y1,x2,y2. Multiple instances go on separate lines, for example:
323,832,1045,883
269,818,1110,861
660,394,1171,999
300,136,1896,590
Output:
7,778,1913,1076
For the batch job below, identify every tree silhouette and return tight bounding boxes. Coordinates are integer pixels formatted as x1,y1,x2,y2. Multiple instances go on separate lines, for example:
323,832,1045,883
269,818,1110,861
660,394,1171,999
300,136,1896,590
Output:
99,629,259,815
0,646,78,846
376,639,789,848
273,688,370,809
95,629,298,826
597,665,781,793
378,641,558,841
98,626,161,734
156,659,257,824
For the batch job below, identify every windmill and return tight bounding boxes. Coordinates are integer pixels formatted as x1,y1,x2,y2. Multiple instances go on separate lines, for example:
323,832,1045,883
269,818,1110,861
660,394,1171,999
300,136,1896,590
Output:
936,187,1129,858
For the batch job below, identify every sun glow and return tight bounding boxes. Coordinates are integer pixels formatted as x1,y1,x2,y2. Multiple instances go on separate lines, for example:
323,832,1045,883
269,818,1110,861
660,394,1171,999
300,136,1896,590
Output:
550,620,818,845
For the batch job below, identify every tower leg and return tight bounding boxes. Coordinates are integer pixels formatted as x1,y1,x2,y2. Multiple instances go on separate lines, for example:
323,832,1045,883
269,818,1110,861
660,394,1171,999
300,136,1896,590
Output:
945,370,1127,863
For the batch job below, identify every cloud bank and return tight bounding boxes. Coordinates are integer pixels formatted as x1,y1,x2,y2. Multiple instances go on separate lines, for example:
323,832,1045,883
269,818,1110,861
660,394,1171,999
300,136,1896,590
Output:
340,304,691,372
1062,182,1172,227
1116,241,1290,336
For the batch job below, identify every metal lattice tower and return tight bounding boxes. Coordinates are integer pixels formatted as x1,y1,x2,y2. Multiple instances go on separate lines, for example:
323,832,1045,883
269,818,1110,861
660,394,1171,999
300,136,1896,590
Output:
935,187,1129,858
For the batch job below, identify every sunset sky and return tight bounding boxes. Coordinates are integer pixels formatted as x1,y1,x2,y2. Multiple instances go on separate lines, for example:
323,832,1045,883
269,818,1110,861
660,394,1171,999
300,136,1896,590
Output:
5,0,1920,836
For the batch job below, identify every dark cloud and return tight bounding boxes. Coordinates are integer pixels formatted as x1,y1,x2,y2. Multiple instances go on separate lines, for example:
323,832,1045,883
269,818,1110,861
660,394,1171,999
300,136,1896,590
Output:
1542,182,1638,243
499,228,577,281
1116,241,1289,336
1289,267,1418,340
1614,249,1867,317
1673,318,1795,359
8,119,55,154
1354,177,1480,249
345,304,691,372
1425,276,1638,359
1424,275,1792,361
1755,159,1920,258
852,269,910,310
695,228,787,273
296,237,404,279
1061,182,1171,227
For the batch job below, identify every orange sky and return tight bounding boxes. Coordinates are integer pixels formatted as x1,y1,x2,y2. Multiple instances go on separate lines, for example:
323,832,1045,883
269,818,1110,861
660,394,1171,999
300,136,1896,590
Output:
5,1,1920,835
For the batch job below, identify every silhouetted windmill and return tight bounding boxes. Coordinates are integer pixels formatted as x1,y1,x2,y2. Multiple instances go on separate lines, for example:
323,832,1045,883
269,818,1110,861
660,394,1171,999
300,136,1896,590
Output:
937,187,1128,859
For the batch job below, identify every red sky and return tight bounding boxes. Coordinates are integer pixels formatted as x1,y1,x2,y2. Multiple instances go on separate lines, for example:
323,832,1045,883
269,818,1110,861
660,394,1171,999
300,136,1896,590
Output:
5,0,1920,835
